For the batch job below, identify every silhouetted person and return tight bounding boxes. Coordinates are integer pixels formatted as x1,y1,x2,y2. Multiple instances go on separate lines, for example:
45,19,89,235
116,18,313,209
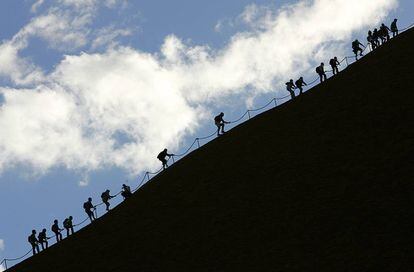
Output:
38,228,48,250
329,57,340,75
391,19,398,37
101,190,114,211
63,216,74,237
28,230,40,255
367,30,377,50
83,197,96,222
214,112,230,136
285,79,296,99
157,149,174,169
373,28,380,46
380,23,391,42
295,77,307,95
51,219,63,242
316,63,327,83
352,39,365,60
121,184,132,199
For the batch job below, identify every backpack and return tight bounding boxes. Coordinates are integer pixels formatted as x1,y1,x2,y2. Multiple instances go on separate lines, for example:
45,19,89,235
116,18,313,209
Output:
51,224,58,233
63,219,69,228
315,66,321,74
157,152,163,160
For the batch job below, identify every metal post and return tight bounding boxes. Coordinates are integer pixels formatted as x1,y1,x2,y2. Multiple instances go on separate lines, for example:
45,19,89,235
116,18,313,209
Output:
171,156,175,163
94,208,98,219
196,138,200,148
4,260,7,270
247,110,251,119
146,172,150,181
345,57,349,66
273,98,277,107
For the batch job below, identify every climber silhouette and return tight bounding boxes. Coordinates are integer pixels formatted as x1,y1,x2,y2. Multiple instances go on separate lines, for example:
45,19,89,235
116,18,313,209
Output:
28,230,40,255
83,197,96,222
214,112,230,136
121,184,132,199
316,63,327,83
63,216,74,237
367,30,377,50
285,79,296,99
373,28,381,46
295,77,307,95
51,219,63,242
391,19,398,37
157,149,174,170
352,39,365,60
101,190,114,211
38,228,48,250
329,57,340,75
380,23,391,42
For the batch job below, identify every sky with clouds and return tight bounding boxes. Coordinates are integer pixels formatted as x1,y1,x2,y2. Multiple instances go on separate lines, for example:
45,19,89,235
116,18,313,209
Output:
0,0,413,268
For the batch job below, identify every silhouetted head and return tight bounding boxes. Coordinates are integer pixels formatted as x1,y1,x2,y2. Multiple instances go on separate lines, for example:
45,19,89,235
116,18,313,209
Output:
32,230,36,234
88,197,92,202
394,19,397,22
368,30,372,35
42,228,46,232
122,183,126,187
321,63,324,66
374,28,378,31
381,23,385,26
289,79,293,83
69,216,73,220
300,77,303,80
54,219,58,224
334,56,337,60
106,189,110,193
220,112,224,116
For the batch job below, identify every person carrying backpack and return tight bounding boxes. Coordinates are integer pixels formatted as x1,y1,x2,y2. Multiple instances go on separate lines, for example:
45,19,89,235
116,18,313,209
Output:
214,112,230,136
329,57,340,75
390,19,398,37
285,79,296,99
63,216,74,237
101,190,115,211
28,230,40,255
316,63,327,83
121,184,132,200
157,149,174,170
295,77,307,95
373,28,381,46
367,30,377,50
83,197,96,222
38,228,48,250
352,39,365,60
51,219,63,242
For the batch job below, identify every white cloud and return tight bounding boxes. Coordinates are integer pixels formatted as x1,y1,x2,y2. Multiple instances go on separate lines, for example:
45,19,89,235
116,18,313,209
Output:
31,0,45,13
91,26,134,50
0,0,397,177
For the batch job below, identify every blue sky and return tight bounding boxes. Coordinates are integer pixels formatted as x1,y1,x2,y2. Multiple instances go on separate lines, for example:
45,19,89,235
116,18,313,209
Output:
0,0,413,268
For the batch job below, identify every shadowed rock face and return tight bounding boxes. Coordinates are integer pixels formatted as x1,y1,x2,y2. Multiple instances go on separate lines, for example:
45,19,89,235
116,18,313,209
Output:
10,28,414,272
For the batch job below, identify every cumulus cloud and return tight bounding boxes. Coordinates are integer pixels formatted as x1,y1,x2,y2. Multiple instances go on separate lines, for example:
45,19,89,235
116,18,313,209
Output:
0,0,397,177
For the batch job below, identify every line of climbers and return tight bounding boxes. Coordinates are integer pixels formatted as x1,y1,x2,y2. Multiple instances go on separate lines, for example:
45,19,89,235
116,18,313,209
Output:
23,17,403,262
286,19,399,100
27,184,133,256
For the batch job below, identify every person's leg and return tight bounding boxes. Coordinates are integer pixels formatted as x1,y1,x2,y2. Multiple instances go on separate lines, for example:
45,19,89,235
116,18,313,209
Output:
66,228,69,237
32,245,36,255
40,242,44,251
106,201,110,211
323,74,327,81
70,227,74,235
319,74,322,83
55,233,59,242
35,244,40,254
298,87,303,95
45,240,48,248
59,232,62,241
